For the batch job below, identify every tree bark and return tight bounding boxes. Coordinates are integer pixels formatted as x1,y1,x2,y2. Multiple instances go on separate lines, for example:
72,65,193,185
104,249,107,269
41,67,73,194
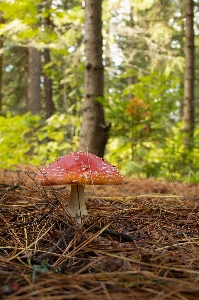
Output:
79,0,109,158
183,0,195,149
42,2,54,119
27,47,41,114
43,48,54,119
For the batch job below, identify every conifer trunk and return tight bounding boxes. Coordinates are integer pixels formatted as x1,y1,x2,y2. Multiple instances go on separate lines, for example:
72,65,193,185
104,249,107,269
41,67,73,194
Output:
183,0,195,149
27,47,41,114
79,0,109,158
42,3,54,119
43,48,54,119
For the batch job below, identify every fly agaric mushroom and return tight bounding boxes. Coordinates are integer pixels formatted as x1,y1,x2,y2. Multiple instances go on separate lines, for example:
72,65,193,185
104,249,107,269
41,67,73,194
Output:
35,151,123,224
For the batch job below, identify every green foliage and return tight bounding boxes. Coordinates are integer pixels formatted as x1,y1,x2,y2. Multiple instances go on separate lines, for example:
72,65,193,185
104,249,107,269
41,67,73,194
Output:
0,113,80,168
105,124,199,182
105,121,199,183
103,70,181,145
0,0,83,48
0,113,40,168
32,113,80,164
103,70,199,182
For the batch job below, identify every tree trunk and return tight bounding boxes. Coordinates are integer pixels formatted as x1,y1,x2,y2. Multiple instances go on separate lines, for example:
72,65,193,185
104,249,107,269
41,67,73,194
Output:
42,2,54,119
27,47,41,114
43,48,54,119
183,0,195,149
79,0,109,158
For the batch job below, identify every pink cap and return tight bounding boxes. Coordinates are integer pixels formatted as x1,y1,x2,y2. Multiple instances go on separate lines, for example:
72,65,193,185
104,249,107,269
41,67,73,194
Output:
35,152,123,185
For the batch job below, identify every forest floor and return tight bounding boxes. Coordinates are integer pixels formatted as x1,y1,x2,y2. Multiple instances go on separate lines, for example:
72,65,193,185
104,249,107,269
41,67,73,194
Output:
1,165,199,299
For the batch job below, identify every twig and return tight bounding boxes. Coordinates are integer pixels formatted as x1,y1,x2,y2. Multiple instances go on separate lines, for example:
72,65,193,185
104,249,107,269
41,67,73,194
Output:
35,226,74,260
0,183,20,191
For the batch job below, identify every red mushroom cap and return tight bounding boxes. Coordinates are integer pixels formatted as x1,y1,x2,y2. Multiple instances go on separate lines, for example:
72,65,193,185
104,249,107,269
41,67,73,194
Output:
35,151,123,185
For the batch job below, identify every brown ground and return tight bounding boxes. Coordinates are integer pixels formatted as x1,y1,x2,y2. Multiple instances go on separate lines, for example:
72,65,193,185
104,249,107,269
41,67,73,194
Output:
0,165,199,299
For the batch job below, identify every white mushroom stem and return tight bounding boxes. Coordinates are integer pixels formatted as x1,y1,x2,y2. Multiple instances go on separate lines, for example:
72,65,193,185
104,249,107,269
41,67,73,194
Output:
67,184,88,224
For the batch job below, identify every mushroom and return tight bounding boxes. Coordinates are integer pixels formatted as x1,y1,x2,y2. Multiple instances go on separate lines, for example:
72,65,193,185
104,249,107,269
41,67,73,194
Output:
35,151,123,224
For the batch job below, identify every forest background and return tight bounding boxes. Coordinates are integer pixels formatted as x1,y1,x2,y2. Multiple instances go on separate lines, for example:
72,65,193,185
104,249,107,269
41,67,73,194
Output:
0,0,198,183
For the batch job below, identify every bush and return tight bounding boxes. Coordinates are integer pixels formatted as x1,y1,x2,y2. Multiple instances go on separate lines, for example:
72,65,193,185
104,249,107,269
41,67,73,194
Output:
0,113,80,168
